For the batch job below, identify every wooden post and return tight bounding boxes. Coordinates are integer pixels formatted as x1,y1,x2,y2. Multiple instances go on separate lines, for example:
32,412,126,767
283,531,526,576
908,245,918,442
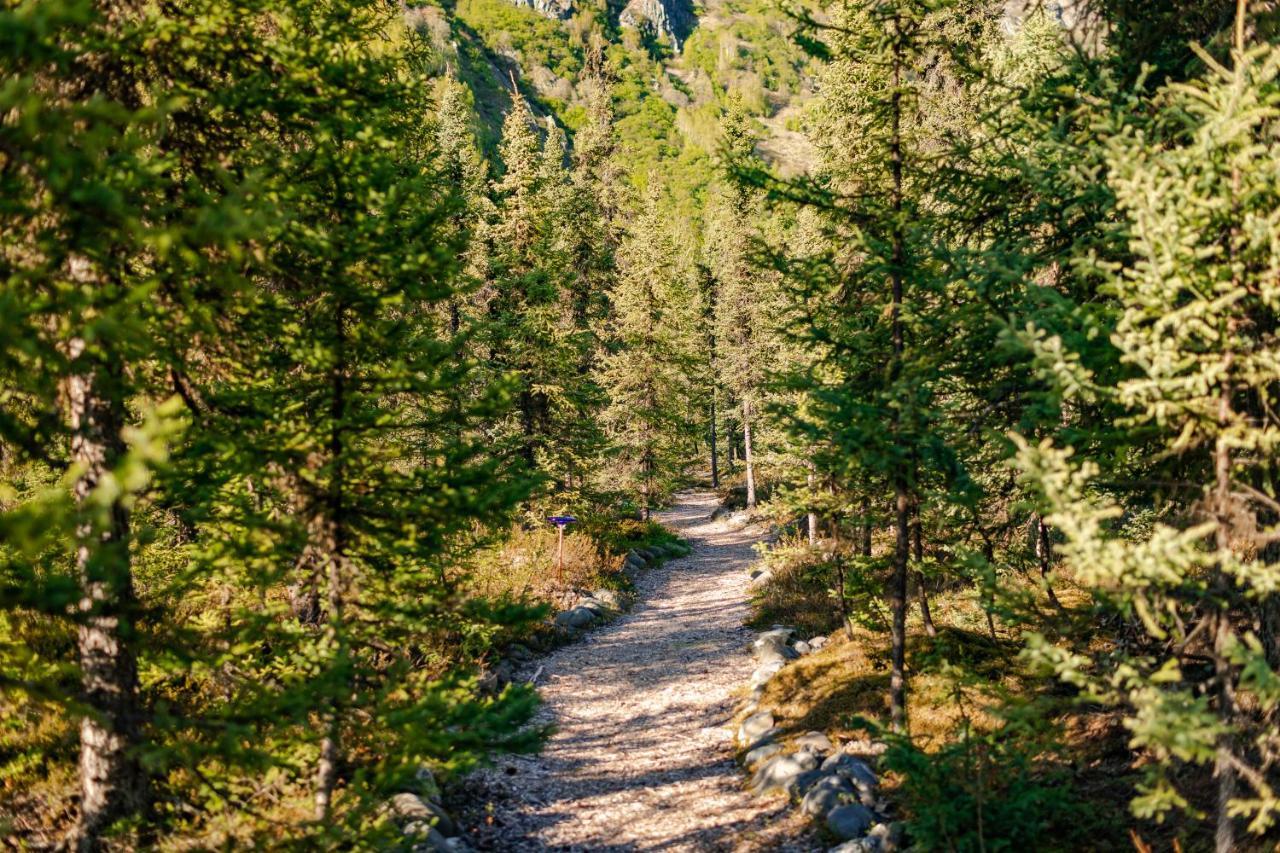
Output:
556,524,565,585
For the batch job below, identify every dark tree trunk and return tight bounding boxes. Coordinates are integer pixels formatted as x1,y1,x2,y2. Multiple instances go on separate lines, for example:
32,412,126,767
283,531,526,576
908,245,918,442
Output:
860,497,872,558
743,395,756,509
1035,514,1063,610
314,306,350,822
709,395,719,488
886,11,909,735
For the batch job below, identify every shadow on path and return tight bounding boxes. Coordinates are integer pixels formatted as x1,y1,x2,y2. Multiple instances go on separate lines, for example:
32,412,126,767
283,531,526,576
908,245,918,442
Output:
452,491,820,852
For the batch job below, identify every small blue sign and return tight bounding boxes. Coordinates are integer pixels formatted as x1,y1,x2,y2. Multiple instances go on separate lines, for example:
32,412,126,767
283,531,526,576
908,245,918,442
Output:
547,515,577,527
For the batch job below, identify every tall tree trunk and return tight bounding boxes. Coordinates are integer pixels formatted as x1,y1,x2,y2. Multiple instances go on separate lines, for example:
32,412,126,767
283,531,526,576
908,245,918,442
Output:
886,11,909,735
860,497,872,557
313,519,344,822
807,465,818,546
743,395,756,509
709,394,720,488
1212,353,1237,852
1035,514,1063,610
69,341,146,850
890,487,909,733
315,307,350,822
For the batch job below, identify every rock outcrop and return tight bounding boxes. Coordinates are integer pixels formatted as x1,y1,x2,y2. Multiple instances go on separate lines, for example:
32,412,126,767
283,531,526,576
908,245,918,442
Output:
618,0,694,51
509,0,574,20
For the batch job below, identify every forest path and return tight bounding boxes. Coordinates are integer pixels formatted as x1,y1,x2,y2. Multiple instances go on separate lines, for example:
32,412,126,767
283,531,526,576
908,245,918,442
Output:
456,490,818,852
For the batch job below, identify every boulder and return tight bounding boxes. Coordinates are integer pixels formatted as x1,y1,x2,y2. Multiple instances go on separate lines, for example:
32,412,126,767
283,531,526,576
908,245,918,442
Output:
749,750,819,796
744,742,782,767
577,598,608,617
554,606,597,629
828,840,879,853
737,710,775,745
638,547,657,561
747,569,774,587
506,643,533,663
625,551,646,569
391,793,457,836
793,640,812,655
809,635,829,650
821,753,878,793
827,802,875,840
792,768,828,797
795,731,834,754
868,822,904,852
753,632,799,664
801,774,855,817
592,588,624,610
750,659,786,688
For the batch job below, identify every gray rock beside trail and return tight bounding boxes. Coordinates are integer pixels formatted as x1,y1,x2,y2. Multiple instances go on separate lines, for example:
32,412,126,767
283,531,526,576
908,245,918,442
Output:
737,710,775,745
795,731,833,754
743,742,782,767
554,606,597,629
750,658,786,688
591,588,626,610
754,641,799,666
749,750,819,796
828,839,879,853
801,773,855,817
822,753,878,793
576,596,611,617
809,635,829,650
868,821,904,852
826,802,875,840
391,792,457,837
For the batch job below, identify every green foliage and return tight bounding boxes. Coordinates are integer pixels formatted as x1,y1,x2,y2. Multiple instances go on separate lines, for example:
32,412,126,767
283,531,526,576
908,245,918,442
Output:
456,0,583,78
880,707,1092,852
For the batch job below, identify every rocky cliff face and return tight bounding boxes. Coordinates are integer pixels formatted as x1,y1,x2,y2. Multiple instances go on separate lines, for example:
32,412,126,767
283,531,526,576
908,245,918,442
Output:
509,0,574,20
619,0,693,51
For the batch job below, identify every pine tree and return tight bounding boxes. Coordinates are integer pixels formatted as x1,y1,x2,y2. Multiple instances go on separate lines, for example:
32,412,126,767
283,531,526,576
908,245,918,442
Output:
1016,20,1280,846
0,0,295,842
708,97,780,511
482,95,593,498
172,7,541,836
600,180,692,518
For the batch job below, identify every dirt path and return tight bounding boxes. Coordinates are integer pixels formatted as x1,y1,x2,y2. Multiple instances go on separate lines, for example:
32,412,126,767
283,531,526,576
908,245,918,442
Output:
454,491,818,852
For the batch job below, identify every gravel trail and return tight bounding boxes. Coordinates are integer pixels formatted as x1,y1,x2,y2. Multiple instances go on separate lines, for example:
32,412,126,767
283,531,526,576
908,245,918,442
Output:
454,490,818,852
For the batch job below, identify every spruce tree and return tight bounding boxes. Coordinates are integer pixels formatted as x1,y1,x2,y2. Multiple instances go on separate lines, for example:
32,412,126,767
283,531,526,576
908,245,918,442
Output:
1016,24,1280,847
600,181,691,518
0,0,290,842
708,98,779,511
171,6,540,837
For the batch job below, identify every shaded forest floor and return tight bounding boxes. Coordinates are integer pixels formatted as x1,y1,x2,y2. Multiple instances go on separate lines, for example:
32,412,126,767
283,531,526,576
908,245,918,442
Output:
449,491,820,851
